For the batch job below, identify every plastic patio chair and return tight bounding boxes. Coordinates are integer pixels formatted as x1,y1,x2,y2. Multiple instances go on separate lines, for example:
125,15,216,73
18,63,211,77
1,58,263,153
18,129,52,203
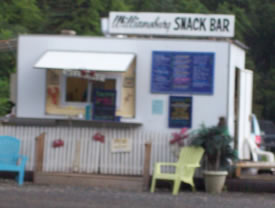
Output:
0,136,28,185
150,146,204,195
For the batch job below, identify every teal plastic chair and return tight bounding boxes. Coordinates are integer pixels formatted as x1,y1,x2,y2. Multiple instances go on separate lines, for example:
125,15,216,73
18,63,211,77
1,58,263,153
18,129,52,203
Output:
150,146,204,195
0,136,28,185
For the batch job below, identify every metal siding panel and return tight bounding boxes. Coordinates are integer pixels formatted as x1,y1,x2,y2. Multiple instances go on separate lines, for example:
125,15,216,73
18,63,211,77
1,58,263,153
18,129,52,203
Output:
0,126,176,176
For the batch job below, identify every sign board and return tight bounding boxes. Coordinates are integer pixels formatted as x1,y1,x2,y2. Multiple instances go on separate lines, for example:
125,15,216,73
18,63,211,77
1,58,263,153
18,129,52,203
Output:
92,89,116,121
62,70,105,81
152,99,164,115
151,51,214,94
109,12,235,37
111,138,132,153
169,96,192,128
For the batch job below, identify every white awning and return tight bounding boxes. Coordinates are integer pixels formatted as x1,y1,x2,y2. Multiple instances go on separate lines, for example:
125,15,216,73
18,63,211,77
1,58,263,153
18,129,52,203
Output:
34,51,135,72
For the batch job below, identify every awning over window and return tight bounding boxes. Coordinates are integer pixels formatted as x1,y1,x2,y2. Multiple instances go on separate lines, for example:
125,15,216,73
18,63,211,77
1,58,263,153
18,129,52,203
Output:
34,51,135,72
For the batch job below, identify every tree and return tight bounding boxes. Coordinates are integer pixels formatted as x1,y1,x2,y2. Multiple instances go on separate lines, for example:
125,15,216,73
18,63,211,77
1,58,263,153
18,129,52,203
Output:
127,0,208,13
0,0,44,38
243,0,275,121
0,0,43,115
37,0,129,35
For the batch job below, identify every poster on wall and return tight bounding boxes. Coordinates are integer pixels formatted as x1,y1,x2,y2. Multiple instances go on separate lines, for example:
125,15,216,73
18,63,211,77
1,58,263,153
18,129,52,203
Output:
151,51,215,94
169,96,192,128
92,89,116,121
111,138,132,153
152,99,164,115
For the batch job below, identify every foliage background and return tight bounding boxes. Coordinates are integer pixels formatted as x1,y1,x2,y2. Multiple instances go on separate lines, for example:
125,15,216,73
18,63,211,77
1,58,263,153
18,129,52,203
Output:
0,0,274,121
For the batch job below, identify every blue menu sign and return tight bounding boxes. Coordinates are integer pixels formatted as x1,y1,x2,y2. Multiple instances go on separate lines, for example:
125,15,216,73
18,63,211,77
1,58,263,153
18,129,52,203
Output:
169,96,192,128
151,51,215,94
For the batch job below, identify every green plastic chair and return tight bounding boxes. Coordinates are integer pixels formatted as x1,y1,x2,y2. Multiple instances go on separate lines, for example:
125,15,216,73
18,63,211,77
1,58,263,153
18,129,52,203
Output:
150,146,204,195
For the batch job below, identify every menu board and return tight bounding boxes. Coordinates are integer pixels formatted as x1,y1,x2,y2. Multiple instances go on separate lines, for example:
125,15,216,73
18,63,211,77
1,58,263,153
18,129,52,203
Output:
169,96,192,128
151,51,215,94
92,89,116,121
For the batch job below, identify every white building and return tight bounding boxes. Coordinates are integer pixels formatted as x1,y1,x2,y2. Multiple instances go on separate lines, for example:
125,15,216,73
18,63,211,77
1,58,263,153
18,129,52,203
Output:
1,12,252,165
15,33,252,160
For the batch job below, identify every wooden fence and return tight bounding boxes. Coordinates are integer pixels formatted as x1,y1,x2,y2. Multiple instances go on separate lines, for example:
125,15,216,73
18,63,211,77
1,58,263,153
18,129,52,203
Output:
0,125,176,176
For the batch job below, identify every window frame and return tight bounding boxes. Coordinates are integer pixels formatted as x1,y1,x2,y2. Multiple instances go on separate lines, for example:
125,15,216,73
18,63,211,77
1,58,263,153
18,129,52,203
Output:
60,72,122,109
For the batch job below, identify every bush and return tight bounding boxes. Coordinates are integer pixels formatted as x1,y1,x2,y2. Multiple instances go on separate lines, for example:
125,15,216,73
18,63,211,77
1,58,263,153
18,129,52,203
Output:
191,124,238,171
0,79,12,116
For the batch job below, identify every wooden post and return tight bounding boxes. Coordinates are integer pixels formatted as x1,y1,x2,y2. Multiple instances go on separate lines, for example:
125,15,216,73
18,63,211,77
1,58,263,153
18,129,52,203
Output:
72,140,81,172
34,132,45,182
235,162,242,178
235,166,241,178
143,142,152,191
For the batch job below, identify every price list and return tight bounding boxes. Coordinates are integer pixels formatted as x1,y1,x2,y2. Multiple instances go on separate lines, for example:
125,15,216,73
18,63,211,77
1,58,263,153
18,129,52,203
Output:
151,51,214,94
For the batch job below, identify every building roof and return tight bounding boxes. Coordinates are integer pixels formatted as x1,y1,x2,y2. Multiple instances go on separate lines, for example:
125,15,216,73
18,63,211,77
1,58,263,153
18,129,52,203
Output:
0,39,17,52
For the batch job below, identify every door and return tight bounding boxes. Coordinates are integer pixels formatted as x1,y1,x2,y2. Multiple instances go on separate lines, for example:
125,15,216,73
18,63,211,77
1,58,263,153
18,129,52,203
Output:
236,69,253,160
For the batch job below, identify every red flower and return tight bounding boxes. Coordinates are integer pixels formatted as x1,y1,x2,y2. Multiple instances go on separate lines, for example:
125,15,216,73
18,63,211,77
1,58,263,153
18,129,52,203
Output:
93,133,105,143
81,70,87,76
89,71,95,76
52,139,64,148
170,128,189,145
180,128,188,135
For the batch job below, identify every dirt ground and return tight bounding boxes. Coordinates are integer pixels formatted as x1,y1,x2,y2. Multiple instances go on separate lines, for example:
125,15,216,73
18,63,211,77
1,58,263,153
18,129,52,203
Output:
0,179,274,208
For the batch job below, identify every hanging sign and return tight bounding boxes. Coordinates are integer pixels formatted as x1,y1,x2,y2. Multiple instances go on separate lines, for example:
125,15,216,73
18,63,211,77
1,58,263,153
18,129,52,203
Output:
151,51,214,94
109,12,235,37
63,70,105,81
169,96,192,128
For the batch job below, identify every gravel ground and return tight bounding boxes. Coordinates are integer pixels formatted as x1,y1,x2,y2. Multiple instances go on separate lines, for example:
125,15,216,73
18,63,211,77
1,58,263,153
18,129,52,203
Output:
0,180,274,208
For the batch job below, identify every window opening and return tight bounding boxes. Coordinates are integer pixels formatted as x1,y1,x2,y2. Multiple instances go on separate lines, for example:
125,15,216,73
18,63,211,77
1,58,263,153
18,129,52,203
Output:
66,77,88,102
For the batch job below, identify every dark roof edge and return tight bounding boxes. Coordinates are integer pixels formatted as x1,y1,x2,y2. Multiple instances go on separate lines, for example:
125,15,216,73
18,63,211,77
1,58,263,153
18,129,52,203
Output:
231,39,249,50
0,117,142,128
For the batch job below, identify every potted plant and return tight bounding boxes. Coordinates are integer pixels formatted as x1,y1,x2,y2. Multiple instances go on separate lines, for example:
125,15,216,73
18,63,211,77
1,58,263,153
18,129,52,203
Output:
190,119,237,193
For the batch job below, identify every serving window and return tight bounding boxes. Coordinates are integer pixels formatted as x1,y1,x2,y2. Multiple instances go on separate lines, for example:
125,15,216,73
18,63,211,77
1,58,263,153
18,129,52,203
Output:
45,67,135,120
63,76,117,102
35,51,136,120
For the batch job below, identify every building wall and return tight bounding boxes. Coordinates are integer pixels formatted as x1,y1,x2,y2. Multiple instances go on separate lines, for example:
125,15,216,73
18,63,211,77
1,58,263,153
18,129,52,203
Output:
17,35,233,132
